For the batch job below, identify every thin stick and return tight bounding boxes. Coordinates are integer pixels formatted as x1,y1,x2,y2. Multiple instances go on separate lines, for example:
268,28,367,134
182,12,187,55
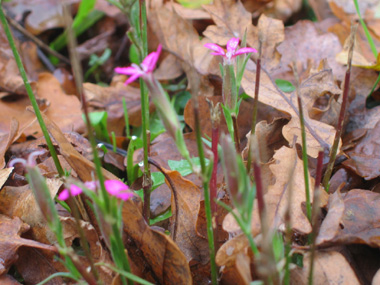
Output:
5,13,70,64
322,23,358,191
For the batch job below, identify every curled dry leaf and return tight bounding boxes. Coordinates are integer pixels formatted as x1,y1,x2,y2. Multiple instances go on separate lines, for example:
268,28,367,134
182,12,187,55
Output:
291,251,360,284
0,179,62,244
215,233,252,284
317,189,380,248
160,167,210,264
122,201,192,284
0,215,56,276
343,120,380,180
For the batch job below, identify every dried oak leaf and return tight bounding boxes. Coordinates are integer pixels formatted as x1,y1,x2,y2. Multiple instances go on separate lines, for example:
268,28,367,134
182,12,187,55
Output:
215,233,252,284
317,189,380,248
0,73,84,138
224,146,314,235
160,168,210,264
4,0,78,35
0,179,62,244
342,120,380,180
290,251,360,284
0,215,56,275
148,1,217,96
242,64,336,157
0,25,39,98
202,0,255,46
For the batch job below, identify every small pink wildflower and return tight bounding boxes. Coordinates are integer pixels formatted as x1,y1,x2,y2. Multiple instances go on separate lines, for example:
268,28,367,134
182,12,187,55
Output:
58,180,133,201
115,44,162,85
204,38,257,63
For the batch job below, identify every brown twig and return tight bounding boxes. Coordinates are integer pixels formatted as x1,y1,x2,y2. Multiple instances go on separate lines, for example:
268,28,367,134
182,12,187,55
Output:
147,158,179,241
322,23,358,190
5,13,70,64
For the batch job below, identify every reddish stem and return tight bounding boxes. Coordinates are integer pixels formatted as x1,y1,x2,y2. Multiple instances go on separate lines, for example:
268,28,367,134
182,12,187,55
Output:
253,161,264,219
210,124,219,215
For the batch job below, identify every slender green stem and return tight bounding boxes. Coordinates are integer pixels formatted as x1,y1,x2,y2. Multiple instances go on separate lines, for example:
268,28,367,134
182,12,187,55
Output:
293,64,311,222
0,5,64,176
308,150,324,285
122,97,130,137
137,0,152,221
297,93,311,222
353,0,377,58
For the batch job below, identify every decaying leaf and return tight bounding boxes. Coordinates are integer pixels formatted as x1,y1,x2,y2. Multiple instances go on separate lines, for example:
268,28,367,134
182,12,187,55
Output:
291,251,360,284
160,168,210,263
0,215,56,275
317,189,380,248
343,120,380,180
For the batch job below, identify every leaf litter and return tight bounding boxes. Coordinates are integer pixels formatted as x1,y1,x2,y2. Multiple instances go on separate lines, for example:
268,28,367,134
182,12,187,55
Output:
0,0,380,284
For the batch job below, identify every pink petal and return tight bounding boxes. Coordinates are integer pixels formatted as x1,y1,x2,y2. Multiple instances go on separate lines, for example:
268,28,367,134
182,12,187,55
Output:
226,38,240,53
70,185,83,196
104,180,133,201
115,192,134,201
104,180,128,195
124,73,142,85
58,189,70,201
84,181,97,191
204,43,225,56
210,51,226,56
143,44,162,72
114,66,140,75
234,47,257,57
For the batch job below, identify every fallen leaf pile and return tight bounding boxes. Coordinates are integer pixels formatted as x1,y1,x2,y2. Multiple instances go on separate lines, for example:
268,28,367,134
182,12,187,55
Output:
1,0,380,284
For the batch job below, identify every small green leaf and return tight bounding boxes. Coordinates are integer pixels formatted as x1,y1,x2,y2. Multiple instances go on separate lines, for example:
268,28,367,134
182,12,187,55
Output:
177,0,212,9
129,44,140,65
83,111,109,142
149,208,172,225
168,157,209,176
275,79,295,93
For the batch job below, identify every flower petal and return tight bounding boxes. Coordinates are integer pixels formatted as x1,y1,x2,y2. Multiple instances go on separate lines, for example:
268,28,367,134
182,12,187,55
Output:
114,66,140,76
115,192,134,201
124,73,143,85
143,44,162,73
58,189,70,201
210,51,226,56
226,38,240,53
84,181,97,191
234,47,257,57
70,184,83,196
204,43,225,56
104,180,128,195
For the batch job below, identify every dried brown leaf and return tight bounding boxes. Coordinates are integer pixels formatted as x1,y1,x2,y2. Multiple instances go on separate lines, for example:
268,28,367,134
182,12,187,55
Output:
291,251,360,284
317,189,380,248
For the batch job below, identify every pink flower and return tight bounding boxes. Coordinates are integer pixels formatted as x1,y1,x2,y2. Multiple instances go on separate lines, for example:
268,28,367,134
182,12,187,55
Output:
58,180,133,201
204,38,257,63
115,44,162,85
